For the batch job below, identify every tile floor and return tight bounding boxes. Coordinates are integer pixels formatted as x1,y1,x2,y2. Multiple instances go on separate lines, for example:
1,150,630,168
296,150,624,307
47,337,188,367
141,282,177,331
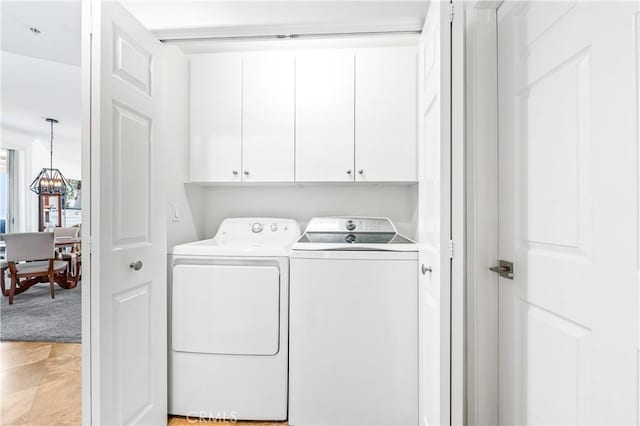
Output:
0,342,288,426
1,341,81,425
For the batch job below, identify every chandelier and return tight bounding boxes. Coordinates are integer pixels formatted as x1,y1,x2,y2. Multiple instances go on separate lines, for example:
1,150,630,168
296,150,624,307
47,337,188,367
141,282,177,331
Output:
29,118,70,195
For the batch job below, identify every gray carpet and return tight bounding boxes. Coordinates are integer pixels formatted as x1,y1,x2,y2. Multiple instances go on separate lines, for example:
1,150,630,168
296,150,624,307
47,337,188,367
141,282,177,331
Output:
0,282,81,343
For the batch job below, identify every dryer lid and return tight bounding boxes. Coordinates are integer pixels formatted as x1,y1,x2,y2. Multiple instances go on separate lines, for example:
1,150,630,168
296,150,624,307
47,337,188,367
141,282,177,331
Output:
168,217,301,256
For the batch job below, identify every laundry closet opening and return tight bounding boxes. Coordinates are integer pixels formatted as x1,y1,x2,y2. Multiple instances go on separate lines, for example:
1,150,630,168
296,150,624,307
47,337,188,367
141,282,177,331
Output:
80,1,466,425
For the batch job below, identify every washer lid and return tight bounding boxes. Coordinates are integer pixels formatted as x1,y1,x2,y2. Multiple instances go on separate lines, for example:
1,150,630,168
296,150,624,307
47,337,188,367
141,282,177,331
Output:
293,216,417,252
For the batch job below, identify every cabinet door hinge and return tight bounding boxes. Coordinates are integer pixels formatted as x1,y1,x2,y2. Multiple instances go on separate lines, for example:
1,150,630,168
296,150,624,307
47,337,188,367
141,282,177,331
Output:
449,240,454,259
449,3,455,23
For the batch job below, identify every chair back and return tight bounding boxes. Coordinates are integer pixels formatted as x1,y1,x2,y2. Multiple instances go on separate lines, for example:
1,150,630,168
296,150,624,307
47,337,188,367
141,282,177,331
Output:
54,227,79,239
2,232,55,262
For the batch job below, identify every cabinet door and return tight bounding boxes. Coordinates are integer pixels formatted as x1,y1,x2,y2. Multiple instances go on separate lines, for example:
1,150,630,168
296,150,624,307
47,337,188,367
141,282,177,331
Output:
190,54,242,182
355,47,417,182
296,51,355,182
242,53,295,182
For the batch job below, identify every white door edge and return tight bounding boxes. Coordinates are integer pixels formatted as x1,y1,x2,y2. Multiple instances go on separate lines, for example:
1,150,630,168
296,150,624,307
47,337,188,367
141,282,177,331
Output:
463,2,501,426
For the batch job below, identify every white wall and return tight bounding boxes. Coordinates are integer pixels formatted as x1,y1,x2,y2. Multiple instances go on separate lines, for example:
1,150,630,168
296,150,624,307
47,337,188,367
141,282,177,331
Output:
201,183,418,239
165,46,205,248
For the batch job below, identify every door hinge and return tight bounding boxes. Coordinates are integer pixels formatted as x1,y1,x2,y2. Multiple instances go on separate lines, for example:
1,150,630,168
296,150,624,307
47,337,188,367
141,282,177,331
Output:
449,240,454,259
449,3,455,23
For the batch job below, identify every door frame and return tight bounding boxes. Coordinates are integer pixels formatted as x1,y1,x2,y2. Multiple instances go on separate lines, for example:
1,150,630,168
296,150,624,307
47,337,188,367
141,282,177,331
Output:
464,1,501,425
80,0,93,423
451,2,466,425
421,1,467,424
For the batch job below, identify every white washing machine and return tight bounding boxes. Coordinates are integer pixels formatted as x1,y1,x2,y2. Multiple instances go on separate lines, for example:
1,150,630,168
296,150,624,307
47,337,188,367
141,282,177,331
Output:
168,217,300,421
289,217,419,426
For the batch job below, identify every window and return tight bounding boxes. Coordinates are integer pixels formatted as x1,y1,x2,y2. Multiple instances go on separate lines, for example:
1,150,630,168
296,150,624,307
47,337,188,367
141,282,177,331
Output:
0,148,18,233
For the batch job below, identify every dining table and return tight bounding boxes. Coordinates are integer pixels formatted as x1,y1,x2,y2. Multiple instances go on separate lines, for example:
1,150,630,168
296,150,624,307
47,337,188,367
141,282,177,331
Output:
0,237,82,250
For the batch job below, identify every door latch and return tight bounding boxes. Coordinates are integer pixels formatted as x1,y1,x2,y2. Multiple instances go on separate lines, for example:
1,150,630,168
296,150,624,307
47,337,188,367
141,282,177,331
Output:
489,260,514,279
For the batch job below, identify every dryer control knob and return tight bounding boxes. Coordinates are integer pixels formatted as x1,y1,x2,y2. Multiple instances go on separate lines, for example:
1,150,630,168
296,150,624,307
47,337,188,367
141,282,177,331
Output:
251,223,263,233
271,223,278,232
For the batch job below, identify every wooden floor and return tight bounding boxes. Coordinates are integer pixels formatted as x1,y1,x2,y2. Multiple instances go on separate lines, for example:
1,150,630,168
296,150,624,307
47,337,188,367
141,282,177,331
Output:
1,342,287,426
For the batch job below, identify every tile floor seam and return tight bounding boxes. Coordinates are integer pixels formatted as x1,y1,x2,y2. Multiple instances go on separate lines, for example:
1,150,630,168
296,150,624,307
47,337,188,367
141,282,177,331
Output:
22,348,53,423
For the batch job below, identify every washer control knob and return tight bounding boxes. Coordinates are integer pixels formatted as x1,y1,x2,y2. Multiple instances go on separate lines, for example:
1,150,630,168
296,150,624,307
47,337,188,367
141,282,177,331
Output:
251,223,263,233
271,223,278,232
345,234,356,243
345,220,356,231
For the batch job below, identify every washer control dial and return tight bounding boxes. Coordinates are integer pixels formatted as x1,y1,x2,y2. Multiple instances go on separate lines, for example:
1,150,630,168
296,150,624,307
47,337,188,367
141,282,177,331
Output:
251,222,263,233
345,220,356,231
271,223,278,232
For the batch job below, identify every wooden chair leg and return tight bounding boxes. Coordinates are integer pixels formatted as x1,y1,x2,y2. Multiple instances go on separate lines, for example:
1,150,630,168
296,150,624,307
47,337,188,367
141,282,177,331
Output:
9,274,17,305
0,267,6,297
48,268,55,299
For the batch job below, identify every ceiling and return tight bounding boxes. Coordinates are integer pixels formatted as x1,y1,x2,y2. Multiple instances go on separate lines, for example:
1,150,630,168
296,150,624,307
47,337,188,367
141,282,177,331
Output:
1,2,81,160
1,1,81,66
1,51,81,146
121,1,429,39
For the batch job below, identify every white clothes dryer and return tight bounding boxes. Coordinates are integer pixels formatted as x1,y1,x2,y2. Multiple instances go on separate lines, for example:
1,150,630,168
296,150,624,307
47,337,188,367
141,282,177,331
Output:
168,218,300,421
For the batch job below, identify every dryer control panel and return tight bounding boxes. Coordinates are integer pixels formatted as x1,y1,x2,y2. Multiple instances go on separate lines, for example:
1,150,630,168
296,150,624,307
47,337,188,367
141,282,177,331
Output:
215,217,301,246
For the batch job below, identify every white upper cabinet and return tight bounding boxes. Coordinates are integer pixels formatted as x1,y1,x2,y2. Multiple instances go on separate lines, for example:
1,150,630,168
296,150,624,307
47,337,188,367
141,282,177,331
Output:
190,54,242,182
188,46,417,184
355,47,417,182
243,53,295,182
295,51,355,182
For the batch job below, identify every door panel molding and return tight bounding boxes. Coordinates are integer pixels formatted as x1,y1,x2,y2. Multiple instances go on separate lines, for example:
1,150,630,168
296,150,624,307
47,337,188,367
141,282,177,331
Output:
114,283,153,425
113,25,152,95
112,101,152,249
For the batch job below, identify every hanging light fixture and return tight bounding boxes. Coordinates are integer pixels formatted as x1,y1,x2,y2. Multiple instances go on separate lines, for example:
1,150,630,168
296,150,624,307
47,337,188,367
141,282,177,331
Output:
29,118,70,195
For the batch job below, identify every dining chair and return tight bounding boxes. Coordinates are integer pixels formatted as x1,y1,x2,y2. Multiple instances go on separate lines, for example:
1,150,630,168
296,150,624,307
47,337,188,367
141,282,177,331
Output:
2,232,68,305
53,227,79,239
54,227,81,276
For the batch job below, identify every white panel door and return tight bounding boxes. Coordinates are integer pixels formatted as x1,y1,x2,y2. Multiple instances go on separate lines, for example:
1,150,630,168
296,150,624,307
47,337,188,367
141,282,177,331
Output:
498,2,639,424
295,50,355,182
243,52,294,182
355,47,417,182
417,2,451,426
89,2,167,424
190,54,242,182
